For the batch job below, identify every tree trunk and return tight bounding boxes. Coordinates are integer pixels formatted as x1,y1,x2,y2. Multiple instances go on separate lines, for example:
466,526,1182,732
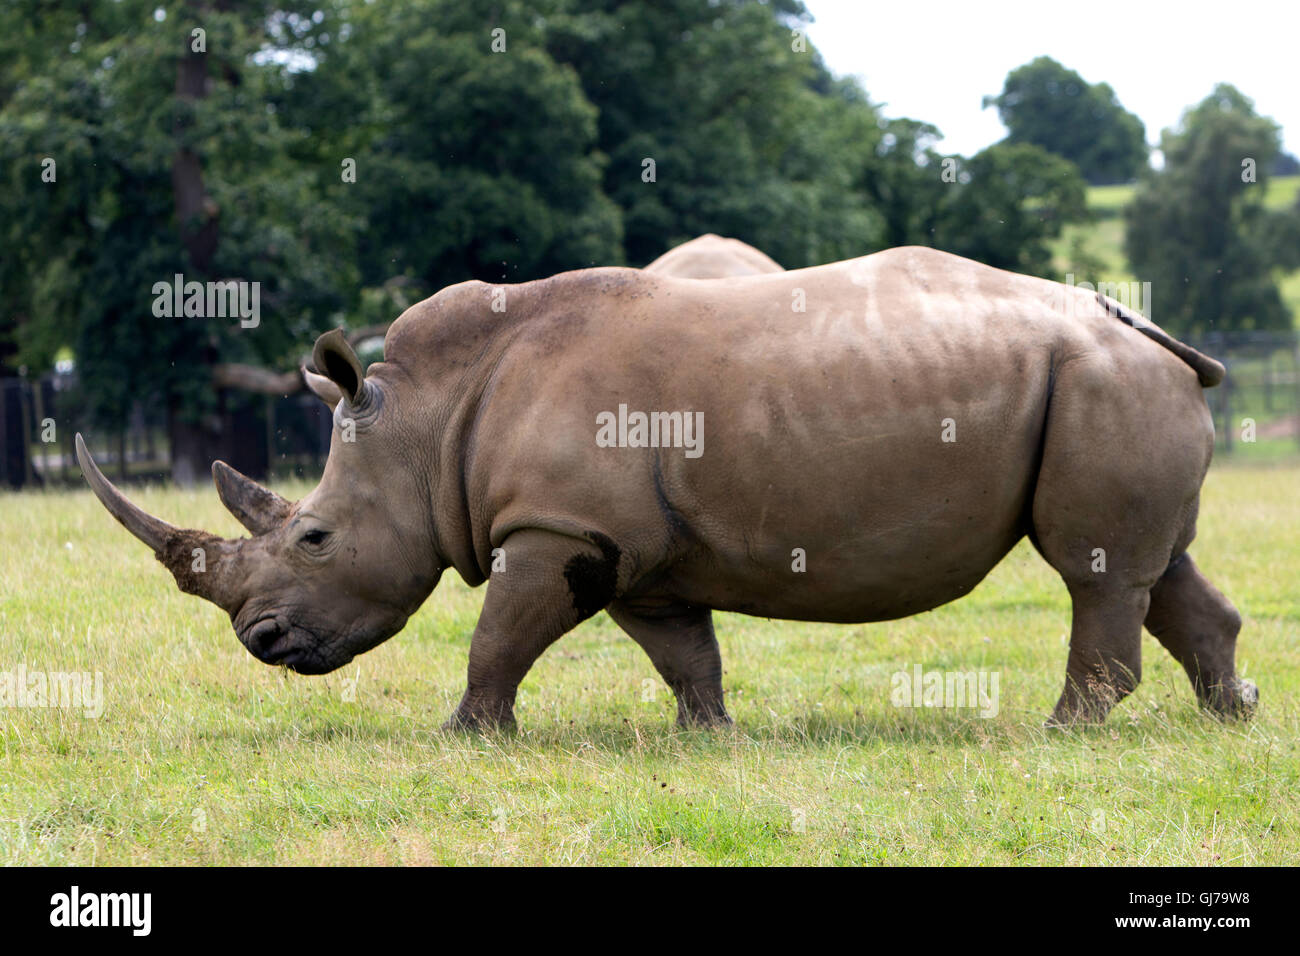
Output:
172,32,218,272
168,407,225,487
167,7,222,485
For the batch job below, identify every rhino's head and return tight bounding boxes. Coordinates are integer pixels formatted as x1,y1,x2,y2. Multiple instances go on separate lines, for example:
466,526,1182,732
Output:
77,330,441,674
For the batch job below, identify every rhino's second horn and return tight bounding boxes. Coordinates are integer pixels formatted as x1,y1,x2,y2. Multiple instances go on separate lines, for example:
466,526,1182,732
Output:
212,460,291,535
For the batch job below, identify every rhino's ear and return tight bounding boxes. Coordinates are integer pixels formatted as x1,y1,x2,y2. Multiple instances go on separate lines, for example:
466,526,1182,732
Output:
311,329,366,406
301,364,344,409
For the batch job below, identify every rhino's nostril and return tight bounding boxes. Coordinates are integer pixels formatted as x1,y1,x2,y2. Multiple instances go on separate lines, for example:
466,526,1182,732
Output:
247,618,284,659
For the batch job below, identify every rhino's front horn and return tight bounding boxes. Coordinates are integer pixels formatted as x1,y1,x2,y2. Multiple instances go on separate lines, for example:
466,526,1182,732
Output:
212,460,291,535
76,433,179,552
76,433,245,614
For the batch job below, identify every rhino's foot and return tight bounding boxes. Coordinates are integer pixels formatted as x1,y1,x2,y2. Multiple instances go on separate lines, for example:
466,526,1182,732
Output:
442,693,517,733
1199,677,1258,721
676,704,734,730
1145,553,1255,723
1047,668,1136,728
441,712,516,733
1044,702,1114,730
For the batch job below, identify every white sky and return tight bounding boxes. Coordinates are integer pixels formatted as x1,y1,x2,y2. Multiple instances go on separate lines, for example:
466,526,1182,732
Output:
802,0,1299,160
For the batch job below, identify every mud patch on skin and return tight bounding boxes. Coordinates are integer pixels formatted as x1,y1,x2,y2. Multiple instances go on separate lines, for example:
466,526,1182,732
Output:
156,531,230,598
563,531,621,618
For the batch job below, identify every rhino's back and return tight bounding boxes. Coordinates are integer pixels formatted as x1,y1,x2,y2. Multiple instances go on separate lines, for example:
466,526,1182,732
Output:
459,252,1064,618
441,249,1205,621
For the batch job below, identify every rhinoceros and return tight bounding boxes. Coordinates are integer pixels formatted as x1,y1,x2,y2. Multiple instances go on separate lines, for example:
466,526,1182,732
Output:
644,233,784,278
78,246,1256,730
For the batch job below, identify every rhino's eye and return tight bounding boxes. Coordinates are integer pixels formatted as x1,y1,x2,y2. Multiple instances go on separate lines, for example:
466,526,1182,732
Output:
300,529,331,548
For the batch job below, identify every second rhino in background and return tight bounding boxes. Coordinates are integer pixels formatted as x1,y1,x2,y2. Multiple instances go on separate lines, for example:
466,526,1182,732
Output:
644,234,784,278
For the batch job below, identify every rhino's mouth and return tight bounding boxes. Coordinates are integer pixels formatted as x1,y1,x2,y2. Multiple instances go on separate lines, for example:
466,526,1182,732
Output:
276,649,336,675
241,616,347,675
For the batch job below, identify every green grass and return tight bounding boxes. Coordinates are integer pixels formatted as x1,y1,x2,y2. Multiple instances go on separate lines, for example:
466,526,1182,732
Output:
1267,175,1300,210
1085,182,1136,218
1,463,1298,865
1076,174,1297,216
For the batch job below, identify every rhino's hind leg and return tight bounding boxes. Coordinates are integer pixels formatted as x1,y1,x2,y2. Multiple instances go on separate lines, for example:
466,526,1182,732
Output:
1144,553,1257,719
444,529,620,731
607,599,731,727
1028,356,1213,726
1047,584,1150,726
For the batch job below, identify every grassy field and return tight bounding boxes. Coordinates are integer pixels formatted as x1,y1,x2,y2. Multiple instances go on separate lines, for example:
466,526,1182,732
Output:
1,460,1297,865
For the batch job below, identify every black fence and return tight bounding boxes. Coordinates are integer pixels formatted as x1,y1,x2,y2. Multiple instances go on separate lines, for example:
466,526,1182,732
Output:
1193,332,1300,454
0,371,331,489
2,331,1298,490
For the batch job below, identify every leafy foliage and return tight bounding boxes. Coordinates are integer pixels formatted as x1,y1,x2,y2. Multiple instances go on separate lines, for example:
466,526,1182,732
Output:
1125,84,1297,334
984,56,1147,186
0,0,354,431
936,143,1090,277
0,0,1110,436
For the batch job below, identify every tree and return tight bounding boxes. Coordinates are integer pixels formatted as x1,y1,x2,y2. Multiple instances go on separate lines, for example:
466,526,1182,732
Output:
844,114,1090,276
543,0,880,268
985,57,1147,185
932,142,1090,277
0,0,357,482
288,0,624,291
1124,84,1296,335
1274,151,1300,176
855,116,953,249
0,0,1113,479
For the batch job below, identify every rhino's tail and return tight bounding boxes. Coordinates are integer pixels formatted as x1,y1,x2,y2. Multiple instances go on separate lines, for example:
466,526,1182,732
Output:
1097,293,1225,388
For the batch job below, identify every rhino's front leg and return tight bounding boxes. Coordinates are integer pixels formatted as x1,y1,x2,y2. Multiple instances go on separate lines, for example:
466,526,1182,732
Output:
607,599,731,727
444,529,620,731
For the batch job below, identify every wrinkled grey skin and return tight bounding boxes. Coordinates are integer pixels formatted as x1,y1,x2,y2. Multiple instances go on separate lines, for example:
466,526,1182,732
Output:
644,233,784,278
79,246,1256,730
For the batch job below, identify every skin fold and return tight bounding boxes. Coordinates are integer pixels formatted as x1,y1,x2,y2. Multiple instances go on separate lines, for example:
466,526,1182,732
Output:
79,246,1257,730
